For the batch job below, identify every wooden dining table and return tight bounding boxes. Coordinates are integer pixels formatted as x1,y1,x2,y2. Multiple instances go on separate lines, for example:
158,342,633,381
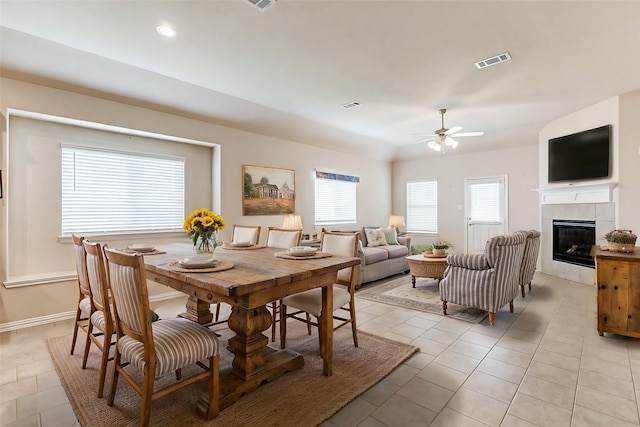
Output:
142,242,360,412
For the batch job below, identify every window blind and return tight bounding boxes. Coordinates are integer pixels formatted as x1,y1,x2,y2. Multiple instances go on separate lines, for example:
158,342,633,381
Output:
314,171,358,225
61,145,185,235
406,180,438,233
469,180,501,223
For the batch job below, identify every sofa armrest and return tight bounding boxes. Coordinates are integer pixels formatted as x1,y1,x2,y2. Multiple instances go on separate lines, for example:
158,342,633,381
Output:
446,253,490,270
398,236,411,250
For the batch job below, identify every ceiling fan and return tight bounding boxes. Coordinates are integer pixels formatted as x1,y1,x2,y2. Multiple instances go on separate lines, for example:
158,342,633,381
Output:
415,108,484,153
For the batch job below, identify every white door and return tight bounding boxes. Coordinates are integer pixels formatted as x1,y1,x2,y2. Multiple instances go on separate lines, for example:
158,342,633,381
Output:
465,176,507,253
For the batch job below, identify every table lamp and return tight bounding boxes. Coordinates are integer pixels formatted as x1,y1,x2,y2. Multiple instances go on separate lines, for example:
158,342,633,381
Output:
282,214,303,230
389,215,405,234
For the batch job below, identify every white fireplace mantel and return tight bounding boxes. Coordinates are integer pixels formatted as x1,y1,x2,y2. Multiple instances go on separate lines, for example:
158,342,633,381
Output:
533,182,617,205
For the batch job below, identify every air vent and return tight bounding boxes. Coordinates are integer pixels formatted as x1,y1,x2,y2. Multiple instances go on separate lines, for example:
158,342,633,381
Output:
341,101,361,109
474,52,512,69
246,0,276,11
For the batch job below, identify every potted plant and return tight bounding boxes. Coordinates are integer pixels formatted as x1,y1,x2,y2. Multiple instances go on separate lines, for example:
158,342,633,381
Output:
432,241,451,257
604,229,637,253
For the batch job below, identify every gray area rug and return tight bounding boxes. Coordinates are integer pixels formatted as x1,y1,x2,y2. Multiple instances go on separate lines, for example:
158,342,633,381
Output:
357,275,488,323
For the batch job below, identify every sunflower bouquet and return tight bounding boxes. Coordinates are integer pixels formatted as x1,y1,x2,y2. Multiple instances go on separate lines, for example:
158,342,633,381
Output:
183,208,226,253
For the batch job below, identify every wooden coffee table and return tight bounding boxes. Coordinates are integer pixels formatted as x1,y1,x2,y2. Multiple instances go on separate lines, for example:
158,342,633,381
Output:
405,254,448,287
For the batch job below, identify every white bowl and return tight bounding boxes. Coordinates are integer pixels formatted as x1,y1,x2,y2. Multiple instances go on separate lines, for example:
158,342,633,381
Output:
231,241,253,247
178,255,217,268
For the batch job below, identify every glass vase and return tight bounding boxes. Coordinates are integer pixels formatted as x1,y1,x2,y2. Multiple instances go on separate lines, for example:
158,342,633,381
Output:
195,232,220,255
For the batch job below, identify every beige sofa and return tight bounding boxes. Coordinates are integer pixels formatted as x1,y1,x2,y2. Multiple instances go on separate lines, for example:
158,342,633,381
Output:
345,228,411,289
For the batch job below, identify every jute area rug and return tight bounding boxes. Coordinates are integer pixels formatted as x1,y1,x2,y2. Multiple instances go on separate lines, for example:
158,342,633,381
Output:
357,275,488,324
47,322,417,427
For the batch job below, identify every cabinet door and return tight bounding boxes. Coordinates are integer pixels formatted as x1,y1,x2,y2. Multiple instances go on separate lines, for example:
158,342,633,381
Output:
628,263,640,332
598,260,629,332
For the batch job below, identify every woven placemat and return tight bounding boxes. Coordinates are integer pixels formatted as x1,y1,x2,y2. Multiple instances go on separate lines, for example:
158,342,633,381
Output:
118,248,166,255
168,260,234,273
274,251,332,260
221,243,265,250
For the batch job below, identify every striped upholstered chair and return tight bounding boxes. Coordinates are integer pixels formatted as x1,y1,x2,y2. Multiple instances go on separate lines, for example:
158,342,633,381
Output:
70,234,93,355
103,247,220,427
518,230,541,298
82,240,116,398
439,231,527,325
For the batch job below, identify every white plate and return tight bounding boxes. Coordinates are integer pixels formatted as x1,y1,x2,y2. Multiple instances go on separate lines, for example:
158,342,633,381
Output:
288,246,318,256
178,255,218,268
231,241,253,247
128,244,156,253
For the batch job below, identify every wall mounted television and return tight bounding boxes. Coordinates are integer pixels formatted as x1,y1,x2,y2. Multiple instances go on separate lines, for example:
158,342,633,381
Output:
548,125,611,183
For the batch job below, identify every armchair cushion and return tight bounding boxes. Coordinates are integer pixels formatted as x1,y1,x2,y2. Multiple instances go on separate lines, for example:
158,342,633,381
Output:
446,254,490,270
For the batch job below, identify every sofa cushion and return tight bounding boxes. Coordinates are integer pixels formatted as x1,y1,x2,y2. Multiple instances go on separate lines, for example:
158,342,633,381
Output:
384,227,400,245
365,227,387,247
384,244,409,258
362,247,389,265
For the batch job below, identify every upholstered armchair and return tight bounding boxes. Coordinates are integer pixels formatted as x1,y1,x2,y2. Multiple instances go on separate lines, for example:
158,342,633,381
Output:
439,231,527,325
518,230,541,298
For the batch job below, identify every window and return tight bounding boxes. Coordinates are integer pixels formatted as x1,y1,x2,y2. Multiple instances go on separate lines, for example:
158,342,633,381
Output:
314,171,358,225
467,177,505,224
61,145,185,235
406,180,438,233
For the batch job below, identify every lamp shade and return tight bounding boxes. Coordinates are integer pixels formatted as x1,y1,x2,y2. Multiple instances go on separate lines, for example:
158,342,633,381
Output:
389,215,405,230
282,214,303,230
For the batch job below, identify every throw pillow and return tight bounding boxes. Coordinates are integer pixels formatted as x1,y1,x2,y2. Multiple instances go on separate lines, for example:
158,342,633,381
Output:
384,227,400,245
365,227,387,247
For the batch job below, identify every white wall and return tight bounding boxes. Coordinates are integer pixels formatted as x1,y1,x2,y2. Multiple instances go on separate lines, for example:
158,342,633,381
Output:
392,145,540,253
0,78,392,323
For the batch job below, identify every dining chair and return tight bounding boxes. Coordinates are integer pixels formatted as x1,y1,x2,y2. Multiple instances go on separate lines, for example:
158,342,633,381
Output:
213,224,262,323
266,227,303,341
231,224,262,245
82,240,116,398
103,247,220,427
70,234,92,355
279,232,360,351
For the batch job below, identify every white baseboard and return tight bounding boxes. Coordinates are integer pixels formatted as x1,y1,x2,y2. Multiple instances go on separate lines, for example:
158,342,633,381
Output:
0,291,186,333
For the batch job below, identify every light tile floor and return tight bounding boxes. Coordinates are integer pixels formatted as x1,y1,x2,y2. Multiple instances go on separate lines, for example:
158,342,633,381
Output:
2,272,639,426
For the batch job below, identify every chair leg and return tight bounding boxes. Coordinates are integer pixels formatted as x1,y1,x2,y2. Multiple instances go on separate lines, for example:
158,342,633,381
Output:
528,281,532,291
488,312,495,325
349,302,359,348
271,301,279,342
70,308,82,355
108,348,121,406
97,329,112,398
509,300,514,313
317,317,324,357
214,303,221,322
175,368,182,381
441,300,448,315
305,313,312,335
279,302,287,349
205,354,219,420
521,284,525,298
82,322,94,369
140,364,155,427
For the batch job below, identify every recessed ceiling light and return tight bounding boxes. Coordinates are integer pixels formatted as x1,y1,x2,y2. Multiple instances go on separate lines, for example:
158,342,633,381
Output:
156,25,177,38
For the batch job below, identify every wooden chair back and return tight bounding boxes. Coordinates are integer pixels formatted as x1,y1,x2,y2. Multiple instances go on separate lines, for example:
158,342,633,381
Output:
321,232,359,289
103,248,154,350
232,225,262,245
266,227,302,248
83,240,111,316
72,234,91,297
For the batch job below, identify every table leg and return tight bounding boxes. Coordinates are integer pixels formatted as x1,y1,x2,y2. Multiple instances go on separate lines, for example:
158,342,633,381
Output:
321,283,334,376
179,296,213,324
411,275,416,288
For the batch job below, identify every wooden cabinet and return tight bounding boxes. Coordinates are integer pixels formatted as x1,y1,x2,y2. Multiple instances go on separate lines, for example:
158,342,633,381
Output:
594,247,640,337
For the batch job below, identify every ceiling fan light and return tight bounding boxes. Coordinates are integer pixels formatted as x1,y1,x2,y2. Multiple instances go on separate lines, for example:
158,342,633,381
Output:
433,144,442,151
444,136,454,146
451,139,459,148
427,140,436,149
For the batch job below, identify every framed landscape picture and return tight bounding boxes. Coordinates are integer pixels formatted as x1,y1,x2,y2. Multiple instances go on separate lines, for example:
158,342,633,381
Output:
242,165,295,216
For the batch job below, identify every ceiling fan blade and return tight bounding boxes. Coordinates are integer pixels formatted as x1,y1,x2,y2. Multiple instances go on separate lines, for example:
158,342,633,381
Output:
444,126,462,135
453,131,484,137
413,137,437,144
411,133,437,137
